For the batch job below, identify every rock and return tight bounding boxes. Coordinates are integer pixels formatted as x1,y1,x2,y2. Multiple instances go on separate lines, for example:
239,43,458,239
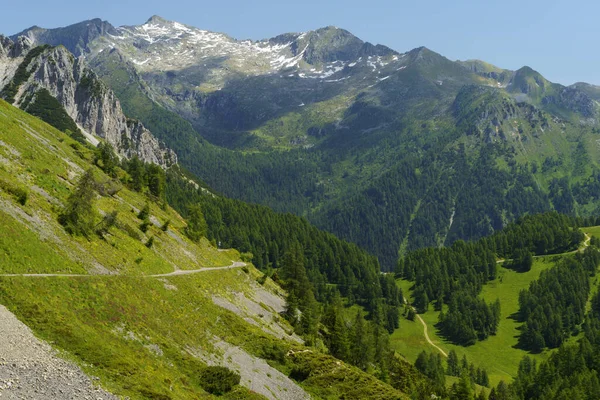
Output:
0,40,176,168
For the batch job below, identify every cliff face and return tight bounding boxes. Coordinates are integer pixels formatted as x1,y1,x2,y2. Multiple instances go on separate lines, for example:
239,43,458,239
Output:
0,36,176,167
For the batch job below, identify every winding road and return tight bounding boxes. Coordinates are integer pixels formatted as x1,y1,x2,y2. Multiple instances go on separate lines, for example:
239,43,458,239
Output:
0,261,246,278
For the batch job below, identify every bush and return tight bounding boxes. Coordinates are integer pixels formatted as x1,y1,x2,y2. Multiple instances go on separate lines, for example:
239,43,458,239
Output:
289,364,311,382
145,236,154,248
96,210,118,236
0,178,28,205
138,202,150,220
198,366,240,395
139,220,151,233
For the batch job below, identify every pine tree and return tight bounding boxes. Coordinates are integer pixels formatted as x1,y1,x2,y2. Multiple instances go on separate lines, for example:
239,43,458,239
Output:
447,349,460,376
146,163,166,200
415,351,428,375
58,169,98,237
127,155,146,192
324,301,350,361
480,368,489,388
461,355,469,373
450,372,474,400
185,204,208,242
94,142,118,177
350,310,374,370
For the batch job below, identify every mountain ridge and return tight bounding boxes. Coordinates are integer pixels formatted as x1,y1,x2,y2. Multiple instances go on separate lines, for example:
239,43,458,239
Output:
9,16,600,270
0,35,176,167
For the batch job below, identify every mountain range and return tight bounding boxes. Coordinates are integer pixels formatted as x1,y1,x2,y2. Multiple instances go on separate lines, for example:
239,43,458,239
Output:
6,16,600,269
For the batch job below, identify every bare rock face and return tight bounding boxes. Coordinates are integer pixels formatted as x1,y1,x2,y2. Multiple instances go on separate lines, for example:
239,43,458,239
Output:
0,37,176,167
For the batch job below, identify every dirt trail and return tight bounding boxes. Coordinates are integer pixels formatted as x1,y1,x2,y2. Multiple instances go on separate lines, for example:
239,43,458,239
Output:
0,262,246,278
496,233,591,264
404,298,447,357
149,261,246,277
415,313,447,357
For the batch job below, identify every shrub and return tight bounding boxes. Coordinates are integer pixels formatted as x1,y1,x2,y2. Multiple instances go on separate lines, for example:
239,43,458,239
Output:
145,236,154,248
289,364,311,382
139,220,151,233
0,178,28,205
96,210,118,237
138,202,150,220
198,366,240,395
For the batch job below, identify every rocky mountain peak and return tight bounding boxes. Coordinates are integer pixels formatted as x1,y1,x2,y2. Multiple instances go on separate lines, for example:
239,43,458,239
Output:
13,19,117,57
145,15,170,25
0,42,176,167
296,26,396,64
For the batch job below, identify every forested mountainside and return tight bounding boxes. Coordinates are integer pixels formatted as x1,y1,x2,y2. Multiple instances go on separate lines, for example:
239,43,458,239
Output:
14,16,600,270
3,87,600,398
0,98,431,399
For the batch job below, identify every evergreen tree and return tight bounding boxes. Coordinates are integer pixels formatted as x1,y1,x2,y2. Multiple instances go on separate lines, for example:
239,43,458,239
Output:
185,204,208,242
450,373,474,400
415,351,428,375
94,142,118,177
58,169,98,237
323,296,350,361
146,163,166,200
127,155,146,192
350,310,374,370
447,349,460,376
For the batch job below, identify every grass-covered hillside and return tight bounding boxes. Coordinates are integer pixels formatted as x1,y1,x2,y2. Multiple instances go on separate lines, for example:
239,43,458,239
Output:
391,215,600,391
0,99,411,399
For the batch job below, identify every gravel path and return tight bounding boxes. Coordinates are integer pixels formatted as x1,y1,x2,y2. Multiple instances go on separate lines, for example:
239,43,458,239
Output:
0,262,246,278
0,305,117,399
149,261,246,277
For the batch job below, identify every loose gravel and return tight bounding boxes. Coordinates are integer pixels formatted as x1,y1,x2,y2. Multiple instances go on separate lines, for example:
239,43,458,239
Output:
0,305,118,399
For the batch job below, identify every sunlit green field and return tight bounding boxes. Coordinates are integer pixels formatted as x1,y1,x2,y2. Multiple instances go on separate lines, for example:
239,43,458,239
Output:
392,257,560,387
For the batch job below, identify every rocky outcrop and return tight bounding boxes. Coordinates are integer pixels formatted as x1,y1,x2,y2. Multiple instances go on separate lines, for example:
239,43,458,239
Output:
12,19,118,57
0,38,176,167
542,87,597,119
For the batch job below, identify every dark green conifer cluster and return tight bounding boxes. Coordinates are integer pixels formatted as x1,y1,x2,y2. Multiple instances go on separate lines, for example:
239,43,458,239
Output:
518,246,600,351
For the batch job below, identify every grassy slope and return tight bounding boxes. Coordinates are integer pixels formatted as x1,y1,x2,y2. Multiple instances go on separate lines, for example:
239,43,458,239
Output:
0,99,408,399
392,257,559,387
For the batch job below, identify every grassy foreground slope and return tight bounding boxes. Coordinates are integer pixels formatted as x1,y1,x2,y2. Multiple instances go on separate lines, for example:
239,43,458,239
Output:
0,99,409,399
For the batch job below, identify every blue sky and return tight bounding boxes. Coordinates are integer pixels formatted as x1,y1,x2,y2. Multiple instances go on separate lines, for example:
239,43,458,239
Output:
1,0,597,85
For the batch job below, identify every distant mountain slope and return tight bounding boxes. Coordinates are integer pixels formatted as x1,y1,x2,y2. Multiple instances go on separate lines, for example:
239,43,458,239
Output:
13,16,600,270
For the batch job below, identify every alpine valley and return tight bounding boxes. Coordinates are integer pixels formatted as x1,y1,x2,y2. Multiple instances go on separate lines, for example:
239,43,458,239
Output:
3,14,600,400
10,16,600,270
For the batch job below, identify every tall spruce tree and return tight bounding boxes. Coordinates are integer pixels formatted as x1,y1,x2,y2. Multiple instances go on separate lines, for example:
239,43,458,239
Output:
58,169,98,237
